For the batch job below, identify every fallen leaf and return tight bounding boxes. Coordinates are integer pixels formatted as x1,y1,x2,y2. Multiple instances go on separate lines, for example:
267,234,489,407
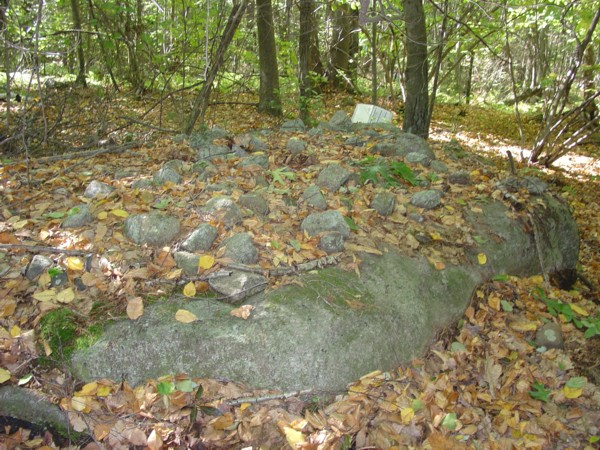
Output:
199,254,215,270
66,257,84,271
230,304,254,319
175,309,198,323
0,368,10,383
477,253,487,265
111,209,129,218
56,288,75,304
183,282,196,297
127,297,144,320
32,289,57,302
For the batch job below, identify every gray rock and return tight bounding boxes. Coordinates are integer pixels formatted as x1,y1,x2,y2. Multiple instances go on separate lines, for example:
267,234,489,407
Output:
319,232,345,253
25,255,53,280
174,251,200,276
238,154,269,169
371,192,396,216
84,180,114,198
71,195,579,393
132,179,154,189
302,185,327,210
430,160,449,173
372,142,399,156
205,182,235,194
0,386,70,433
536,322,564,349
163,159,185,172
449,170,471,185
344,136,365,147
123,213,180,246
286,137,307,154
280,118,306,132
408,213,425,223
308,127,323,136
223,233,258,264
301,210,351,238
410,190,443,209
154,167,181,185
396,133,435,160
196,144,231,161
187,128,231,148
329,110,352,130
62,205,93,228
496,176,548,195
208,271,267,304
181,224,218,252
316,164,351,192
199,197,242,228
246,135,267,152
406,152,433,166
239,193,269,216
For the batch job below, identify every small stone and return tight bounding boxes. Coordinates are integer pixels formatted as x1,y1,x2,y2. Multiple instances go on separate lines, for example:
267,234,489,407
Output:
408,213,425,223
25,255,53,280
286,138,307,154
371,192,396,216
123,213,180,246
62,205,93,228
301,210,350,238
405,152,433,166
316,164,351,192
238,154,269,169
181,224,218,252
208,271,267,304
535,322,564,350
174,251,200,276
200,197,242,228
154,167,181,185
302,185,327,210
222,233,258,264
430,160,449,173
449,170,471,185
319,232,345,253
239,193,269,216
410,190,442,210
132,179,154,189
84,180,114,198
280,118,306,132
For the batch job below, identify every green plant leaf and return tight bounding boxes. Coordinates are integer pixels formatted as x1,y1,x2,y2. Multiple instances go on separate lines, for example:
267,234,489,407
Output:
529,381,550,402
157,381,174,395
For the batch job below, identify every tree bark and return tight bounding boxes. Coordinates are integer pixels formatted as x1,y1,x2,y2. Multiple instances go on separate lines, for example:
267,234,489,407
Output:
70,0,87,87
256,0,282,116
184,0,247,134
328,2,357,92
298,0,312,124
402,0,429,138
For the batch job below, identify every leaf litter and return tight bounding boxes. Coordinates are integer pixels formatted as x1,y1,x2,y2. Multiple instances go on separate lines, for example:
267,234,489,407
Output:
0,92,599,448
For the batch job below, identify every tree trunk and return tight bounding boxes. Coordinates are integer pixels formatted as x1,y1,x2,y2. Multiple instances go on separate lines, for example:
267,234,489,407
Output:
70,0,87,87
298,0,312,124
184,0,247,134
256,0,282,116
402,0,429,138
328,2,357,92
0,0,11,127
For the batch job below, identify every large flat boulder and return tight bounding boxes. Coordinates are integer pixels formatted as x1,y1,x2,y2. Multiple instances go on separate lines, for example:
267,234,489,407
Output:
71,194,578,391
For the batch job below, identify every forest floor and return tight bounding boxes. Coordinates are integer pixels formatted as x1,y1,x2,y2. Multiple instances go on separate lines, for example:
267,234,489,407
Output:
0,89,599,449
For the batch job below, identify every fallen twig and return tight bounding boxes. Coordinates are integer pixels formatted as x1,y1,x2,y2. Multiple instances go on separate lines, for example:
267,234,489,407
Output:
0,244,90,256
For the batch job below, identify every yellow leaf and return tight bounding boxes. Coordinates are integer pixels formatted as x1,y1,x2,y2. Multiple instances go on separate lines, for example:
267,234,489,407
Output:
111,209,129,218
127,297,144,320
147,429,163,450
430,231,442,240
283,426,305,447
97,211,108,220
77,382,98,396
570,304,589,316
401,407,415,424
0,368,11,383
230,305,254,320
434,261,446,270
198,255,215,270
563,385,582,399
509,320,538,332
183,282,197,298
9,325,21,337
175,309,198,323
12,219,29,229
477,253,487,265
33,289,57,302
71,395,91,413
240,402,251,412
166,269,183,280
66,257,84,271
529,275,544,285
97,385,112,397
56,288,75,304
